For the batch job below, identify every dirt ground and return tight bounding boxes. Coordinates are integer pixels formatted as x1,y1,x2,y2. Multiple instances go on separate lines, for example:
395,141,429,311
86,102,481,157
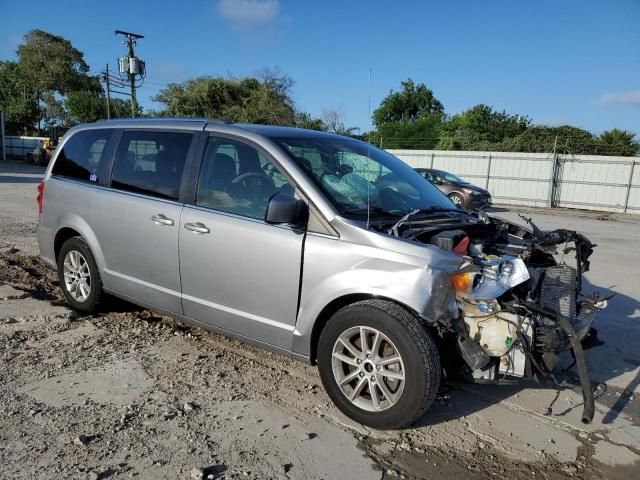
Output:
1,161,639,480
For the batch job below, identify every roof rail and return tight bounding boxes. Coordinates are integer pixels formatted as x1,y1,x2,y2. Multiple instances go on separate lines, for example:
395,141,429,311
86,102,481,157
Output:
94,117,233,124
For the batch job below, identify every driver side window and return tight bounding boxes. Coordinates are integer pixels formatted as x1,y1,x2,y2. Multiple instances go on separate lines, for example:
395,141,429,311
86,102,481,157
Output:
433,174,446,185
196,138,293,220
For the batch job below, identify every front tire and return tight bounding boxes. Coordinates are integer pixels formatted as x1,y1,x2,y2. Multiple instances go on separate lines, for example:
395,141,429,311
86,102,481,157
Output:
448,193,464,207
57,237,103,312
317,300,440,429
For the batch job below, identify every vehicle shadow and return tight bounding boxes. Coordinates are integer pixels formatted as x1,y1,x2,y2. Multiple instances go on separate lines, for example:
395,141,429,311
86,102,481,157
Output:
94,274,637,429
0,161,46,175
486,206,511,213
0,175,42,184
602,371,640,424
576,278,640,424
413,381,537,428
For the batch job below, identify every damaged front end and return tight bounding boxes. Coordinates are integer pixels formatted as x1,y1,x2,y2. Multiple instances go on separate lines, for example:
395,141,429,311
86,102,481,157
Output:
384,209,606,424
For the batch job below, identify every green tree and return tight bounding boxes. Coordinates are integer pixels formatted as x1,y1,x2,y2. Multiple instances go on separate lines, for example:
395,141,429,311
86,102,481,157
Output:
65,90,140,124
437,104,530,150
65,90,105,123
294,112,326,131
152,74,296,125
373,79,444,128
500,125,598,155
4,29,96,130
373,114,444,149
17,29,90,95
0,61,38,134
224,77,295,125
110,98,140,119
597,129,639,156
256,67,295,108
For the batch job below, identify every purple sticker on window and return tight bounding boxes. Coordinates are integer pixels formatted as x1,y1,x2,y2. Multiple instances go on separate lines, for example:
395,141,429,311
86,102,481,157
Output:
89,174,97,182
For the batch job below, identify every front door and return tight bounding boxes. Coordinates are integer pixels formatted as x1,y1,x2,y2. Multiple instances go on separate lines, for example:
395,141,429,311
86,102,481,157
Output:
179,136,304,349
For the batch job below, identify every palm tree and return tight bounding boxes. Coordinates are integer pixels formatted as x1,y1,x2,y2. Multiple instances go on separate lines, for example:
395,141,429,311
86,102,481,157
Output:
598,128,639,156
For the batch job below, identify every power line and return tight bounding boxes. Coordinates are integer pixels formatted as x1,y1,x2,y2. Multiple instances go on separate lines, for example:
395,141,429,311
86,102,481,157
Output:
104,64,110,119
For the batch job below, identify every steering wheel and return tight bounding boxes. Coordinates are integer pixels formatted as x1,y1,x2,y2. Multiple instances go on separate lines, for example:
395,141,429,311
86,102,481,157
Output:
230,172,276,204
231,171,275,187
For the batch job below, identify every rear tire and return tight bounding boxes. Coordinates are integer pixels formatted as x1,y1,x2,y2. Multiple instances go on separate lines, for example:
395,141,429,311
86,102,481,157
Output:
317,300,440,429
57,237,103,313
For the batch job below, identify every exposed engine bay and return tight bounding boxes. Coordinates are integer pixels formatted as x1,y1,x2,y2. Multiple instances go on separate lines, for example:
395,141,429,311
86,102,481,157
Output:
381,208,607,424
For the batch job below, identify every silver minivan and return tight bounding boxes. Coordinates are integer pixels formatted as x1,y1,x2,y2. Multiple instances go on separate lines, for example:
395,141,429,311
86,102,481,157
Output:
37,118,603,428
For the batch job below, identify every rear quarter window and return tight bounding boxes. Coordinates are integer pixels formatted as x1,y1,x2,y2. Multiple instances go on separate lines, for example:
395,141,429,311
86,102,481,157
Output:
51,129,112,182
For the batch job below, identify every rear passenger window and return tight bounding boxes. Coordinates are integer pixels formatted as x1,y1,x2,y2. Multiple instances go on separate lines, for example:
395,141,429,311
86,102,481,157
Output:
111,131,192,201
51,129,111,182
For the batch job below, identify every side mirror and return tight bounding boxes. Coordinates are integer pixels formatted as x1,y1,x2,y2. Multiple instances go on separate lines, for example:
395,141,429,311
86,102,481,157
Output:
265,192,308,226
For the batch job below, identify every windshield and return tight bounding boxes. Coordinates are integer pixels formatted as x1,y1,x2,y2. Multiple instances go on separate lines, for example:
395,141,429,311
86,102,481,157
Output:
272,136,455,220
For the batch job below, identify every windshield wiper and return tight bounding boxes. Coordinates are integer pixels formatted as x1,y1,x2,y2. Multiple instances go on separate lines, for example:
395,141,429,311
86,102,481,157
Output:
386,207,466,236
340,206,401,219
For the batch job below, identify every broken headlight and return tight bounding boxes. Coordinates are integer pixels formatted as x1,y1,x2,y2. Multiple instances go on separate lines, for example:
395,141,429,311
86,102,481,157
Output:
451,257,530,300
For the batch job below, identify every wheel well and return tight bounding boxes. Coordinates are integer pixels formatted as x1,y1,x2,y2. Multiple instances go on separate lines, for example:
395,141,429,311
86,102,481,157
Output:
309,294,420,365
54,227,81,261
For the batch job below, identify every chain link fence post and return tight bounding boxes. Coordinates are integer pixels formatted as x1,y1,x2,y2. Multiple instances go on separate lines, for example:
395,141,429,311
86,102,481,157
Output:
624,160,636,214
548,153,561,208
547,155,555,208
485,154,492,189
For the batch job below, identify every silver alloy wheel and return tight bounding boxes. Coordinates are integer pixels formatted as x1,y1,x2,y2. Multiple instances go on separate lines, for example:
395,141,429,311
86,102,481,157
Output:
63,250,91,302
449,194,463,205
332,326,405,412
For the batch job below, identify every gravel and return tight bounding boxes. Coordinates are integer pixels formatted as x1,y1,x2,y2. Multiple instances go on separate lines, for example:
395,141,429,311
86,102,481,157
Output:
0,248,617,479
2,165,638,479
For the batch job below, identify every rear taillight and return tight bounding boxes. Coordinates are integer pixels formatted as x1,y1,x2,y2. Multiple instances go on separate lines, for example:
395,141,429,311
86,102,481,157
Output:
36,182,44,214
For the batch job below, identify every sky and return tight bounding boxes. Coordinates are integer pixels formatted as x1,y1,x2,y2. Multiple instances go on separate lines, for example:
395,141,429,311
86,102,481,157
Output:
1,0,639,135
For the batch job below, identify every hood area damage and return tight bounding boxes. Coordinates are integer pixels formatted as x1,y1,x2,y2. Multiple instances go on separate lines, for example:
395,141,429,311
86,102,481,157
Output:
381,208,607,424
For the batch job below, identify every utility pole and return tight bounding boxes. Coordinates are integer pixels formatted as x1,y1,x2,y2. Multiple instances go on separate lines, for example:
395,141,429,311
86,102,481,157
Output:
126,34,136,117
100,60,128,120
115,30,145,118
103,63,111,119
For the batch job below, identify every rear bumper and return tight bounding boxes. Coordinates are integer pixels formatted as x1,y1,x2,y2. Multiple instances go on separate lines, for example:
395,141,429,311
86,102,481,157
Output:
36,223,56,267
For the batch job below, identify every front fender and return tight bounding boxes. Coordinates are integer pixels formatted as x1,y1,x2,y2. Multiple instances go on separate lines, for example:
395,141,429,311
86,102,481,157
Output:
292,234,459,357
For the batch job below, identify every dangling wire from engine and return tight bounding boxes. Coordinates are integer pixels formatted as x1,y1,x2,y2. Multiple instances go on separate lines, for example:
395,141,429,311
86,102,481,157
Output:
499,304,563,416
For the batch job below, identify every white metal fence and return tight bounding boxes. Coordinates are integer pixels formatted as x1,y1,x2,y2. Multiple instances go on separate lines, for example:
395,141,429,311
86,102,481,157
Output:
388,149,640,214
1,134,637,214
2,135,47,162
